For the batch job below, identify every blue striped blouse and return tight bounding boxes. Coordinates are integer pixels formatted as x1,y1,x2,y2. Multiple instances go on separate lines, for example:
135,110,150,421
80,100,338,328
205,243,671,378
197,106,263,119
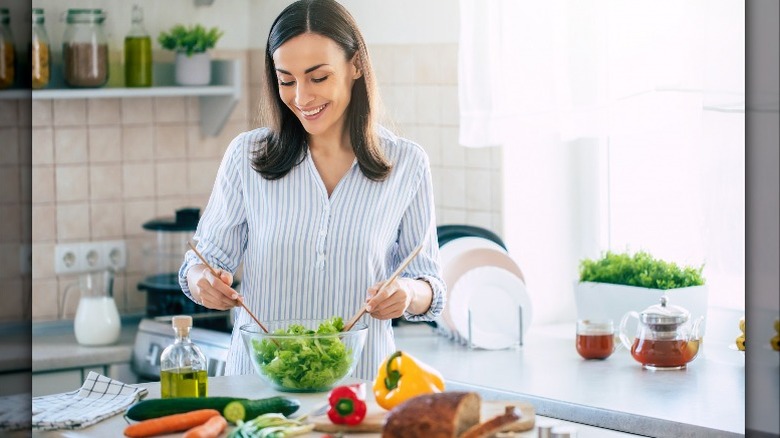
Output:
178,127,445,380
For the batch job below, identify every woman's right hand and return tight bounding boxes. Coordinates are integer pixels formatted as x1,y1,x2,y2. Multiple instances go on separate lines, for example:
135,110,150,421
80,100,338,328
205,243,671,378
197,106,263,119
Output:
186,264,241,310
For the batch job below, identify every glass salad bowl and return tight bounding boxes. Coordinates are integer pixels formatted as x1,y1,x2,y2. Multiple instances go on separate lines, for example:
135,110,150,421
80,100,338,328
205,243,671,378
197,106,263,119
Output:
239,318,368,393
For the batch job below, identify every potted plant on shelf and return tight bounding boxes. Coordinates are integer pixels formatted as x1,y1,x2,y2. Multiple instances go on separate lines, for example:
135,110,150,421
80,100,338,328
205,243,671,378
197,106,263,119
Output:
158,24,223,86
575,250,708,335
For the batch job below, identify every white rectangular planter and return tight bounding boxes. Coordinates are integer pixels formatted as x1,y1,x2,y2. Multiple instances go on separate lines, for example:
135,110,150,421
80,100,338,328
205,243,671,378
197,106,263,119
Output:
574,282,709,336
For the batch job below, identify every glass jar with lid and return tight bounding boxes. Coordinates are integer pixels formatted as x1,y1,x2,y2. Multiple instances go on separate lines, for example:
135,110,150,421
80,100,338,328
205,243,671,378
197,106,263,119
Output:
31,8,50,89
0,8,15,89
62,8,109,88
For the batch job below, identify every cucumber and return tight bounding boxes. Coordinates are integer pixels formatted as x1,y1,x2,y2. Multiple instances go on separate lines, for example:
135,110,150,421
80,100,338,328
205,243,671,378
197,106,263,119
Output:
125,396,300,421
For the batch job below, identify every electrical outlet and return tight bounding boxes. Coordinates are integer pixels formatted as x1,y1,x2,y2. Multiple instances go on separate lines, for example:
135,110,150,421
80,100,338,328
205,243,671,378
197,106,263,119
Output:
55,243,83,274
54,240,127,274
103,240,127,270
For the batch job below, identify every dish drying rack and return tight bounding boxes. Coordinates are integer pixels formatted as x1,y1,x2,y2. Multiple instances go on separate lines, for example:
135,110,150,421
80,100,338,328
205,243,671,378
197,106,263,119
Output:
434,306,526,350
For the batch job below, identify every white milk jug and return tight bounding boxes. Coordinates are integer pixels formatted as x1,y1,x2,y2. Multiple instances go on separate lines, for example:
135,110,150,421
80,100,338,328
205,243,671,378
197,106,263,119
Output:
66,270,121,346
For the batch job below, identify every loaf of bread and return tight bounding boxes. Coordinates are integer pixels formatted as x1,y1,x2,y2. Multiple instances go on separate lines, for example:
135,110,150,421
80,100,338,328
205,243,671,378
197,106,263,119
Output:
382,392,481,438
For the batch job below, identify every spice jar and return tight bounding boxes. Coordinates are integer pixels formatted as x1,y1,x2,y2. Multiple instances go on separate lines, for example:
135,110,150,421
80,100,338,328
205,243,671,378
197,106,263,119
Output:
62,9,109,88
0,8,15,89
31,8,50,89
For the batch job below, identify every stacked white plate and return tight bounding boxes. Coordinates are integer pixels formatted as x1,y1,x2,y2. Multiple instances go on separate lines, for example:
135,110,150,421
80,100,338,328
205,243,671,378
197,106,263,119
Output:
437,237,533,349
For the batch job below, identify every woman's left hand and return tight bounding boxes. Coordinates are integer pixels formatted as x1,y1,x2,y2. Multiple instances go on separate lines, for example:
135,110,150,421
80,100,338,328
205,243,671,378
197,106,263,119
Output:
364,278,414,320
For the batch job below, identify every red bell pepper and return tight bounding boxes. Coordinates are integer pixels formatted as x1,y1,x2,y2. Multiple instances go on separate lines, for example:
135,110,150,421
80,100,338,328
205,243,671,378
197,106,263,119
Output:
327,383,367,426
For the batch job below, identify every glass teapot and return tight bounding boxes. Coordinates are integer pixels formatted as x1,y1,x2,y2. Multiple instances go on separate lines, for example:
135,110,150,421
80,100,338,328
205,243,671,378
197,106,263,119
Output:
619,295,703,370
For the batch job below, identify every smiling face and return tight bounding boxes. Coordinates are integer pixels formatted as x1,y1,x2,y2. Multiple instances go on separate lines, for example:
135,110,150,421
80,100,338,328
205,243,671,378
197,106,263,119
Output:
272,32,362,143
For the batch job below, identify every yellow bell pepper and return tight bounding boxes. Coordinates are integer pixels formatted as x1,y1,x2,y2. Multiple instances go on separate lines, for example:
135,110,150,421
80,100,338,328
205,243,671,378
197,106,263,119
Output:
373,350,445,410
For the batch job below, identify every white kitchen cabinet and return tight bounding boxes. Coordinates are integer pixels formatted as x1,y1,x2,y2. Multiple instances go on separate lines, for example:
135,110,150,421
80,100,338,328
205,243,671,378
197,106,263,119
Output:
27,59,241,137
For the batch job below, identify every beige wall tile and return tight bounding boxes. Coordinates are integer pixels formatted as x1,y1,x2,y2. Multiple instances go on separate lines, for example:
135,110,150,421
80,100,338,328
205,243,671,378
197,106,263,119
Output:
0,278,23,321
90,201,125,239
465,210,494,231
155,198,191,220
53,100,87,127
440,44,459,85
154,97,187,123
87,98,121,125
122,125,155,162
465,146,493,170
228,94,250,124
248,49,266,86
32,242,55,279
32,127,54,165
0,100,17,127
58,277,81,318
54,127,88,164
88,126,122,163
124,199,157,236
0,243,18,278
186,96,200,122
0,167,19,203
438,207,467,225
465,169,493,211
0,205,21,243
368,45,393,86
32,166,55,204
411,126,442,164
111,271,127,312
384,85,417,125
0,128,18,166
413,45,441,85
440,127,465,168
430,166,444,206
32,204,57,243
188,126,221,159
123,163,156,199
188,160,219,195
155,162,188,196
124,273,147,313
32,99,53,127
440,168,466,209
56,203,91,241
155,124,188,159
121,98,154,124
55,165,90,202
439,85,459,126
19,126,32,165
19,98,32,127
125,236,152,275
392,46,415,85
32,278,59,320
414,85,441,125
248,86,264,126
90,164,123,201
19,166,32,205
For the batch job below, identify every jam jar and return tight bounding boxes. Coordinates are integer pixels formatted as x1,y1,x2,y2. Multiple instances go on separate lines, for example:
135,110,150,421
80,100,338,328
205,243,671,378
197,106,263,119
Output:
31,8,50,89
62,9,109,88
0,8,14,89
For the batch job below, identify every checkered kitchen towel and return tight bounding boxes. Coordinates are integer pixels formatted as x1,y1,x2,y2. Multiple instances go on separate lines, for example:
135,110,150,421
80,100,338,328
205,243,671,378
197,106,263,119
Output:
32,372,148,430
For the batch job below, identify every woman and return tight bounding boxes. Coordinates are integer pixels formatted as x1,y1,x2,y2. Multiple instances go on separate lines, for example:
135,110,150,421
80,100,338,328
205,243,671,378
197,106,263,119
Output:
178,0,445,380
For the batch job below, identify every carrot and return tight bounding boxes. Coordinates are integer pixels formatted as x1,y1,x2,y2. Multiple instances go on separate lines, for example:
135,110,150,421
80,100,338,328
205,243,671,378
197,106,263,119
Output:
124,409,220,438
183,415,228,438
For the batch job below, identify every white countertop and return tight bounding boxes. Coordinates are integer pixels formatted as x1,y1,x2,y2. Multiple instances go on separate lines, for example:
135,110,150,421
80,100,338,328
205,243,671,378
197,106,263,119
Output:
31,375,643,438
394,321,747,438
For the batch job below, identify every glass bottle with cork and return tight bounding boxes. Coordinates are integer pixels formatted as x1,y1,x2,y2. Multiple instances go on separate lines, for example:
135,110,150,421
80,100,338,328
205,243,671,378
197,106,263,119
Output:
31,8,50,89
124,4,152,87
159,315,208,398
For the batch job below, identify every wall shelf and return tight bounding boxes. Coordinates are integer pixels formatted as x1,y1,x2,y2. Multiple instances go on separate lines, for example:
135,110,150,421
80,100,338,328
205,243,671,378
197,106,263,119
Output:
28,59,242,137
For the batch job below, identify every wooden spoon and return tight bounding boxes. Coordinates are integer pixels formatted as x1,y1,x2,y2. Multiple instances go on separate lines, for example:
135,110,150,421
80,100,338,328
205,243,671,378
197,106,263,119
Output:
187,241,270,334
343,243,425,332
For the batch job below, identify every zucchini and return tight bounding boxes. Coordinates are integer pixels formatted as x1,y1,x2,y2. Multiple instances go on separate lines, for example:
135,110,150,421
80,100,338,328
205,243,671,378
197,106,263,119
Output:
125,396,300,421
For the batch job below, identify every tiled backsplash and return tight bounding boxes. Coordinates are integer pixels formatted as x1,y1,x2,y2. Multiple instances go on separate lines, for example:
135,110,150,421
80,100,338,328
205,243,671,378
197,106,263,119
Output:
27,44,502,323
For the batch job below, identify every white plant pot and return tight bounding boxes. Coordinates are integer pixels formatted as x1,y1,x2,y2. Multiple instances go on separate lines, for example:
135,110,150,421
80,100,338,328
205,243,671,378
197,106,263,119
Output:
574,282,709,336
175,52,211,86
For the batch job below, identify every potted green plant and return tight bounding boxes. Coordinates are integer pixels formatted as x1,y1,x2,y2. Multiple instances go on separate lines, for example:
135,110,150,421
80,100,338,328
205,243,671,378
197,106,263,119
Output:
158,24,223,86
575,250,708,335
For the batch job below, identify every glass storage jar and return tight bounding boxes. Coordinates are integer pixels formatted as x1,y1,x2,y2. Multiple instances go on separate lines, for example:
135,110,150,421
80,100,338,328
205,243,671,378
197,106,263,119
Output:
31,8,50,89
62,8,109,88
0,8,14,89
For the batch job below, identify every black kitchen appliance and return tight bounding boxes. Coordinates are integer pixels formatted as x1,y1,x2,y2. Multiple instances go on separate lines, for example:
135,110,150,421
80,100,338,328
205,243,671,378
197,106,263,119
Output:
137,207,237,333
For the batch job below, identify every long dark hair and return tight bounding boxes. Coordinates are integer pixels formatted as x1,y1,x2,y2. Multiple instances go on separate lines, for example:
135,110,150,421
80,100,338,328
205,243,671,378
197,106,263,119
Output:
252,0,392,181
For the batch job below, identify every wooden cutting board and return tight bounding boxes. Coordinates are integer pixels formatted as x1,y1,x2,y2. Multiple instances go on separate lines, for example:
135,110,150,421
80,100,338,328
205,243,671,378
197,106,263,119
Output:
309,400,535,434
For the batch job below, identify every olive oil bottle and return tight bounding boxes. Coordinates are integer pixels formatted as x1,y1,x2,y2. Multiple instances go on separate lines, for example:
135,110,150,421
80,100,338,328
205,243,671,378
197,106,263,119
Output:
160,315,208,398
124,4,152,87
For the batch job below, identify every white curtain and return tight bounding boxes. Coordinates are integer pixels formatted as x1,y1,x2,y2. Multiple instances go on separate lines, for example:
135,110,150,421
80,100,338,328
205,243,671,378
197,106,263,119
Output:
458,0,745,323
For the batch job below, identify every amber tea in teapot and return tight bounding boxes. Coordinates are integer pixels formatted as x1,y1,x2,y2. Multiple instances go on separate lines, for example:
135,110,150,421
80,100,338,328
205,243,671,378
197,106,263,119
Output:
620,295,703,370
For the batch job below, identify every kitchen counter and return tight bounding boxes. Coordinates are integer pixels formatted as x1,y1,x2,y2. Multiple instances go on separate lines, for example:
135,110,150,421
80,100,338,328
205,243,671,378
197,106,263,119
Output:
31,375,643,437
32,318,140,373
394,322,747,438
